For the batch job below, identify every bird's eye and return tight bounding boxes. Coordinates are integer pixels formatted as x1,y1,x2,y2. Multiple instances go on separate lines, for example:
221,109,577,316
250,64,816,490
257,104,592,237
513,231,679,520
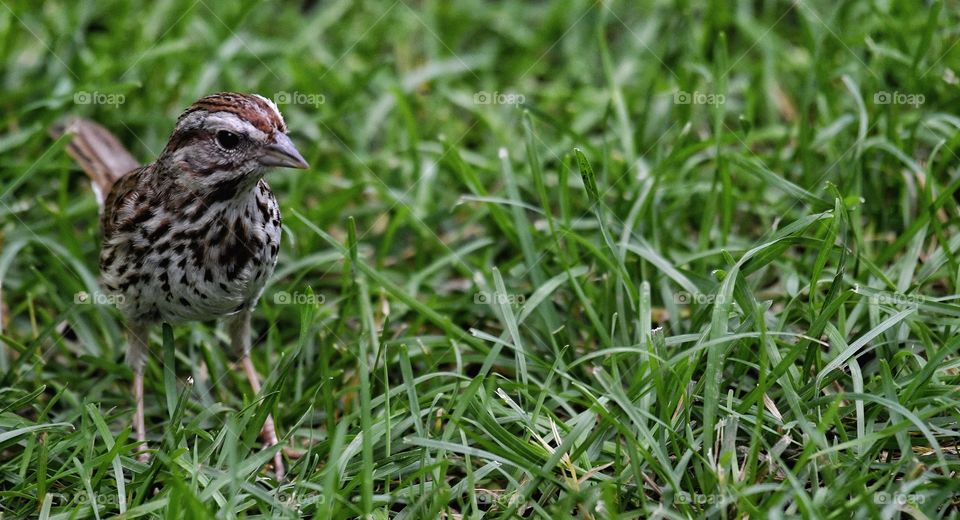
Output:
216,130,241,150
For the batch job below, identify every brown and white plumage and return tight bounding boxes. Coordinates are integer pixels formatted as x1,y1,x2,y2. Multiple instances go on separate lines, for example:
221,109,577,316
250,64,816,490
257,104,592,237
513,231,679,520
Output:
56,92,308,479
52,118,139,206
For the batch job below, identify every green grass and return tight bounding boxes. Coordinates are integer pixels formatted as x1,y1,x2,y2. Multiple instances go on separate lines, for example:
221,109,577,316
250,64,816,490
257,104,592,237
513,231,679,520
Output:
2,0,960,517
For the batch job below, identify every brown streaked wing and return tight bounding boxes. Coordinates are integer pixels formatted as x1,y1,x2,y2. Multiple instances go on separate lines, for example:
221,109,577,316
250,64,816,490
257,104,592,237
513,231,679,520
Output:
101,165,151,238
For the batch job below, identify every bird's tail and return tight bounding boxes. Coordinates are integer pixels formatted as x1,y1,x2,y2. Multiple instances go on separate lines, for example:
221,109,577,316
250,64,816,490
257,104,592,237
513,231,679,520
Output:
50,118,139,208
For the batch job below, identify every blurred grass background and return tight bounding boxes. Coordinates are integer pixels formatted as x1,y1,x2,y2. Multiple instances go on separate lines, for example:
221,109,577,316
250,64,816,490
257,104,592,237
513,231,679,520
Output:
2,0,960,517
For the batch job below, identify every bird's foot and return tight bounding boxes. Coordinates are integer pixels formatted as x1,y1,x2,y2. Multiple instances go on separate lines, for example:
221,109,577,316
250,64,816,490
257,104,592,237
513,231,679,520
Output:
261,413,285,479
283,446,305,459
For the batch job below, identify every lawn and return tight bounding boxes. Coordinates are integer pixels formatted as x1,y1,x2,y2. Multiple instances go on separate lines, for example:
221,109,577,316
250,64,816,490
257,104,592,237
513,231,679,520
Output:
1,0,959,518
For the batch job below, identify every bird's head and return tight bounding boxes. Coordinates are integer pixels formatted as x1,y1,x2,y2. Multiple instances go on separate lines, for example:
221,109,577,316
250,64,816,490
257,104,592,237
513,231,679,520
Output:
160,92,308,195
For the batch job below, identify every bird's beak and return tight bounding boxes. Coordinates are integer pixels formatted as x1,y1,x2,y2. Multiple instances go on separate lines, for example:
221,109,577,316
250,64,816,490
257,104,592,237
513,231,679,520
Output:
260,133,309,169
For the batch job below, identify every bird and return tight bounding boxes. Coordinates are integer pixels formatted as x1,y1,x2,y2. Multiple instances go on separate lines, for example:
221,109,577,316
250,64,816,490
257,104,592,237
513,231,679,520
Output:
53,92,309,479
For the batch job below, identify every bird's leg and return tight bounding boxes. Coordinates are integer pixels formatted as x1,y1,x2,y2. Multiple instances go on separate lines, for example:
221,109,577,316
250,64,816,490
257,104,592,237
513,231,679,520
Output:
228,310,284,479
127,323,150,462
